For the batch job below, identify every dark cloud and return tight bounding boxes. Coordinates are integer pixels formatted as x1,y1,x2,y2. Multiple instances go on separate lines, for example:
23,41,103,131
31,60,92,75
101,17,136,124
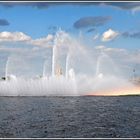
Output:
106,2,140,10
0,2,75,9
122,31,140,39
48,26,58,34
0,19,9,26
48,26,58,31
0,2,48,8
87,28,95,33
0,2,140,10
73,16,111,29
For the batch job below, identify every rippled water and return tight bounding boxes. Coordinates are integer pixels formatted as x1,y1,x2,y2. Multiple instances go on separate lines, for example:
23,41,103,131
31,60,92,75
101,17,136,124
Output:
0,96,140,138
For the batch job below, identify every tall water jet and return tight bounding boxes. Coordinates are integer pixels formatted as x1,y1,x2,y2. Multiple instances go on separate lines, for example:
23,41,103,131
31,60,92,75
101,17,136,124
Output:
65,53,70,79
52,28,63,77
52,28,69,77
5,57,10,81
52,44,58,77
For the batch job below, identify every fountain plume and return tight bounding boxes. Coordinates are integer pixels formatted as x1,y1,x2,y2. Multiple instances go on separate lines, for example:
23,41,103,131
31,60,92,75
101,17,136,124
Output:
0,29,139,96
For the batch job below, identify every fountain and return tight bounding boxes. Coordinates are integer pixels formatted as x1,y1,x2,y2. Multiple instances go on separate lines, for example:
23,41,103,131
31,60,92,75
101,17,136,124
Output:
5,57,10,81
52,43,59,77
0,29,139,96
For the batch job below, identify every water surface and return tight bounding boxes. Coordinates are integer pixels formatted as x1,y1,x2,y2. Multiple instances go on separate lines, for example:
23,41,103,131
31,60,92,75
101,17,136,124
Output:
0,96,140,138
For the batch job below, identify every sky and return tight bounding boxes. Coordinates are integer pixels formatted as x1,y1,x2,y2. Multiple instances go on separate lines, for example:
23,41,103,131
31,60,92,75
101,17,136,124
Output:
0,2,140,78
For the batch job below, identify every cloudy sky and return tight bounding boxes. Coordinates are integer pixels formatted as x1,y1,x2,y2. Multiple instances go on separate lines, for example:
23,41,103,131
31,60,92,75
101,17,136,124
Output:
0,2,140,78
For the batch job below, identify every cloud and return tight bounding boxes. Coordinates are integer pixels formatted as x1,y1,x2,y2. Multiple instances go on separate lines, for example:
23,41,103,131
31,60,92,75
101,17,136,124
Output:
0,2,81,9
30,34,54,47
48,26,58,31
104,47,126,53
95,45,125,53
93,34,99,40
1,2,140,11
100,2,140,13
87,28,95,33
0,31,31,42
94,45,128,60
0,46,24,53
0,2,49,8
0,19,9,26
0,2,89,8
102,29,119,42
106,2,140,10
73,16,111,29
95,45,105,50
0,31,55,48
122,31,140,39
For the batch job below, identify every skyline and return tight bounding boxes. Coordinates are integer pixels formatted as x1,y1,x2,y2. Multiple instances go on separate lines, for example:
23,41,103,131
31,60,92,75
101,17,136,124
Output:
0,2,140,78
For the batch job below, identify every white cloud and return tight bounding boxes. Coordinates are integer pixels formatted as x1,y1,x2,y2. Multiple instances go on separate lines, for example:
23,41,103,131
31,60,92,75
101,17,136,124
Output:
30,34,54,48
104,47,126,53
95,45,126,54
95,45,105,50
0,31,55,48
0,31,31,42
93,34,99,40
102,29,119,42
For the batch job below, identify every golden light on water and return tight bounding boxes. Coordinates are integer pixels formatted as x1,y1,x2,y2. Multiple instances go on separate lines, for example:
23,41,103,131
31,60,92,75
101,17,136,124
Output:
87,86,140,96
